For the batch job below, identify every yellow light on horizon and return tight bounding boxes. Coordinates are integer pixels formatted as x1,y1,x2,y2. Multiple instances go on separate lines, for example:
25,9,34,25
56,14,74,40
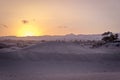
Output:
17,24,42,37
24,31,35,36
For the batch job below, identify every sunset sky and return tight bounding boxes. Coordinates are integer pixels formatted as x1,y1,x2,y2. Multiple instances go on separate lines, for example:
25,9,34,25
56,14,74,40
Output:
0,0,120,36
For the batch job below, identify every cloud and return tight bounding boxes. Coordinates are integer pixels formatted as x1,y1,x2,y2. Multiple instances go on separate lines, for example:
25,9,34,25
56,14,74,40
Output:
21,19,36,24
58,26,68,29
22,20,29,24
0,24,8,28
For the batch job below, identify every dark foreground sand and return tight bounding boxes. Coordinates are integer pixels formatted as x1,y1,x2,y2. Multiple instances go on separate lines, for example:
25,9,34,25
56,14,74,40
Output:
0,60,120,80
0,42,120,80
1,72,120,80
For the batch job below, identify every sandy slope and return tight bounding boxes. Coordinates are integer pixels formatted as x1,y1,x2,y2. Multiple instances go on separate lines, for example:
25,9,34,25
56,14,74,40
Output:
0,42,120,80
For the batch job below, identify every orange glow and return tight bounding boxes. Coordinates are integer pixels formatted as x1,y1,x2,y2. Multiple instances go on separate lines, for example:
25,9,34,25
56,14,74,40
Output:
17,24,42,37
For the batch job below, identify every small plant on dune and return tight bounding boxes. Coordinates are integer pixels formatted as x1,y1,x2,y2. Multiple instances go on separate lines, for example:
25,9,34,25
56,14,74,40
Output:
102,31,119,42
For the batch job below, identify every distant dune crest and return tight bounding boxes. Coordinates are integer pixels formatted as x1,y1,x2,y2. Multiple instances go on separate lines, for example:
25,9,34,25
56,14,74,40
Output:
0,33,117,41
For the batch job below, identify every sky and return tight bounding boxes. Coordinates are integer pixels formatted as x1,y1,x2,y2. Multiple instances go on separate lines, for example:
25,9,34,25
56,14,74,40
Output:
0,0,120,36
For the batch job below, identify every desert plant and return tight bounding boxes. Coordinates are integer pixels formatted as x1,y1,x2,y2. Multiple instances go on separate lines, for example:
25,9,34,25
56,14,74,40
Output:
102,31,118,42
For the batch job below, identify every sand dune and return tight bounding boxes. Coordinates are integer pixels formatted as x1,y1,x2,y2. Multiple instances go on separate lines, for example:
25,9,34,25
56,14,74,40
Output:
0,42,120,80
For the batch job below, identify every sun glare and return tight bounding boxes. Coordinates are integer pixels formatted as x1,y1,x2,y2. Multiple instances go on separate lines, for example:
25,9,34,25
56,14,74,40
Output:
17,24,41,37
24,32,34,36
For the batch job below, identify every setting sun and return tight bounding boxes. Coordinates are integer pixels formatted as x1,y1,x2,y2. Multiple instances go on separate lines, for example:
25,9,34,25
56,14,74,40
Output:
17,24,42,37
24,32,34,36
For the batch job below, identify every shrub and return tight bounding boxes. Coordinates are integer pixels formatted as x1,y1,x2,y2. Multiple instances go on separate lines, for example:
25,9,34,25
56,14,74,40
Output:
102,31,119,42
